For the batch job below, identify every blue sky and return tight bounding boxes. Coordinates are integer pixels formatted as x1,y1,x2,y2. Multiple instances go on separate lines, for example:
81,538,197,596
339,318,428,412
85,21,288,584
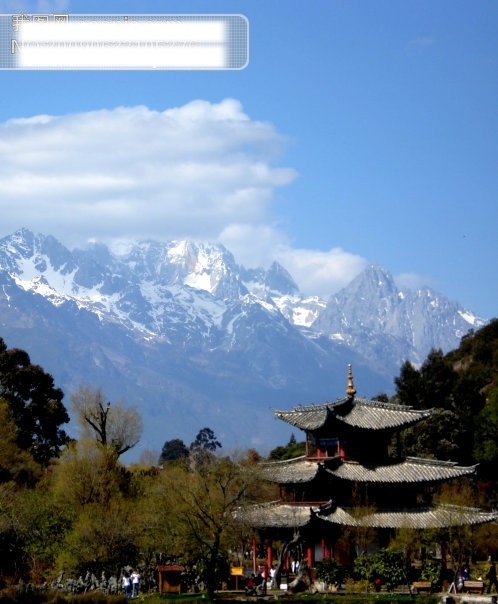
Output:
1,0,497,319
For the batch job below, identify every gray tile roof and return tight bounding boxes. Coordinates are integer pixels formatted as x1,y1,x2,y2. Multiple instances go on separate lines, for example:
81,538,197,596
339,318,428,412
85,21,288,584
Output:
326,457,477,484
234,501,313,529
275,397,430,432
237,502,498,530
317,504,498,529
260,456,475,486
261,456,319,484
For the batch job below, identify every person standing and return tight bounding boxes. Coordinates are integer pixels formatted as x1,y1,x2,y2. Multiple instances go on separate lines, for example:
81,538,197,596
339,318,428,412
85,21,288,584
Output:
487,560,498,594
131,569,140,598
122,573,132,598
269,564,276,589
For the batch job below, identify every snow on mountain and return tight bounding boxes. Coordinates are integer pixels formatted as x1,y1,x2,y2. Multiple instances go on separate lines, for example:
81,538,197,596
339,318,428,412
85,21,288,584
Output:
311,264,485,369
0,230,486,456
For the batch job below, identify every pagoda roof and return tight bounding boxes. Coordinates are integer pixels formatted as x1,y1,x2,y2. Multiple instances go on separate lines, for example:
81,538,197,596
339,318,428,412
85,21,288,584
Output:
260,456,476,485
326,457,477,484
237,501,498,530
234,501,313,529
261,456,320,484
275,397,430,432
317,504,498,529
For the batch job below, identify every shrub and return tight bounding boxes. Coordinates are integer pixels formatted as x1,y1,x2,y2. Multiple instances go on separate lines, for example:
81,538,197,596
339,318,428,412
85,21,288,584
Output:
314,558,345,586
353,548,407,591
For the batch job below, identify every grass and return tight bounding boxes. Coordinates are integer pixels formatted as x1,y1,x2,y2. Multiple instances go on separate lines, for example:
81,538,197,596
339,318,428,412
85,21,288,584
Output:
138,593,439,604
0,588,441,604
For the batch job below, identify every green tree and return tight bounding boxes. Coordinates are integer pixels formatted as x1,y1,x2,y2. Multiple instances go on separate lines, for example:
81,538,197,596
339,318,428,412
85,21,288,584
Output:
0,475,71,583
52,440,129,509
395,349,482,464
474,386,498,505
419,349,458,411
0,399,41,486
12,484,72,582
0,337,69,465
159,438,189,464
157,454,253,598
474,386,498,466
190,427,222,452
57,498,139,576
268,433,306,461
52,440,144,576
394,360,422,408
71,386,142,457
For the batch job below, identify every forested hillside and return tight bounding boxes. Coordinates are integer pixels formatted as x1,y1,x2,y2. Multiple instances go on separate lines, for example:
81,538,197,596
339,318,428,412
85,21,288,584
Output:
394,318,498,502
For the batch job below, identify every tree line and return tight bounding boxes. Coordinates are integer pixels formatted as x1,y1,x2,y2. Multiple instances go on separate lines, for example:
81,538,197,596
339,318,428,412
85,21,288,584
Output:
0,319,497,595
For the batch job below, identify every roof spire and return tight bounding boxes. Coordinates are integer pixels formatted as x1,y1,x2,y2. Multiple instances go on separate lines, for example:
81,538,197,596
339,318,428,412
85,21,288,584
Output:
346,364,356,399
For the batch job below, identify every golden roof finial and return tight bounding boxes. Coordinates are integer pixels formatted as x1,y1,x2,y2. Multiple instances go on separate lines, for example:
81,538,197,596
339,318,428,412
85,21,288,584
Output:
346,364,356,398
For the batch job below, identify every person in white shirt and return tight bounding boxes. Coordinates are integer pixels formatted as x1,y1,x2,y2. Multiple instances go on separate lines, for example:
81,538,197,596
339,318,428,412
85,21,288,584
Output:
130,570,140,598
122,574,131,598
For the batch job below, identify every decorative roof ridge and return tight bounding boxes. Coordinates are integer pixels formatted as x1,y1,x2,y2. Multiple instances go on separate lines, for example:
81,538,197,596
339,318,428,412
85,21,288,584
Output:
280,398,432,415
405,456,477,470
334,458,477,476
338,504,433,513
289,403,330,412
239,500,283,511
354,398,432,414
260,455,309,467
339,456,476,471
246,500,318,510
435,502,494,514
338,503,490,514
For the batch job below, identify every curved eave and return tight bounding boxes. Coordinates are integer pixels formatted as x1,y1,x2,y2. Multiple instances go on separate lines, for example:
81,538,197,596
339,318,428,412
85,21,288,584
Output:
317,505,498,529
234,501,313,530
261,456,321,484
274,406,329,431
326,457,477,484
336,398,431,430
274,399,431,432
236,503,498,531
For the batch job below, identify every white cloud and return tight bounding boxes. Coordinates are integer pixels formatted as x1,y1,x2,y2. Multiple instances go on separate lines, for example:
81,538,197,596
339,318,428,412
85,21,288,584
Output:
276,246,368,299
0,98,375,298
0,99,296,245
219,223,368,298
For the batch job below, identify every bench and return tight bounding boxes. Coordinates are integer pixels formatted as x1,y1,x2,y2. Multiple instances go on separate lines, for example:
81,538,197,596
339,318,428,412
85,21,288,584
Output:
463,580,484,594
411,581,433,594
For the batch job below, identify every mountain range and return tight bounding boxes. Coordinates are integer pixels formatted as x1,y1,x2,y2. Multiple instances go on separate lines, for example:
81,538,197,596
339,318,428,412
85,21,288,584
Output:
0,228,485,457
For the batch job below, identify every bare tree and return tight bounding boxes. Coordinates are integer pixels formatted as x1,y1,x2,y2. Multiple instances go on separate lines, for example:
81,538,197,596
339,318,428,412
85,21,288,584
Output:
71,386,142,457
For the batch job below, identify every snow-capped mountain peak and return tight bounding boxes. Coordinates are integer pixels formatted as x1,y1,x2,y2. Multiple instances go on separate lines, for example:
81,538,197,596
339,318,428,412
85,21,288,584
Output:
312,263,485,367
0,229,487,453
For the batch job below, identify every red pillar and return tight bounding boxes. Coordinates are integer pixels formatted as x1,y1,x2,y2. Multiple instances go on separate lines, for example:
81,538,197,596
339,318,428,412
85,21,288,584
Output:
306,544,313,569
322,539,331,560
252,537,257,574
267,541,273,568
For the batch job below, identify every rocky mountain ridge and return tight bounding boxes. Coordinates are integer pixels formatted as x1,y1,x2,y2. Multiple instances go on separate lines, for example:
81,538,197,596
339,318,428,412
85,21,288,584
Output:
0,228,485,456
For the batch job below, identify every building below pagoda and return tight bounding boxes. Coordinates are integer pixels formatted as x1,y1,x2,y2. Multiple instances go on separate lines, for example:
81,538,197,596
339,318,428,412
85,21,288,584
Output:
238,366,497,573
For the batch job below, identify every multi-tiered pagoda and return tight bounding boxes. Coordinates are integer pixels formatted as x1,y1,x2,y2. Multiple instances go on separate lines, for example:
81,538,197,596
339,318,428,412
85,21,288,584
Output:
240,366,497,571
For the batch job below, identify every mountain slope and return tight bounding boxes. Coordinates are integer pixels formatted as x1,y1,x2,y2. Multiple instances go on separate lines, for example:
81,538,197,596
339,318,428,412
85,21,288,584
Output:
0,230,485,456
312,264,485,371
